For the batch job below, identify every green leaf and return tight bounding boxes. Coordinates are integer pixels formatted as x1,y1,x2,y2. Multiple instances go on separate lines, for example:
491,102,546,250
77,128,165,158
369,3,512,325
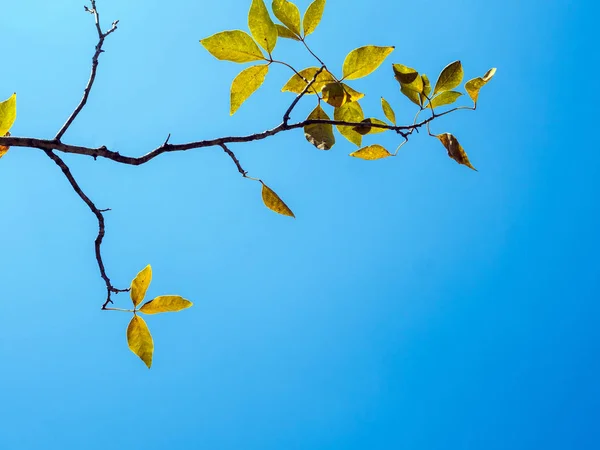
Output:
0,132,10,159
381,97,396,125
130,265,152,307
276,24,301,40
433,61,463,95
465,68,497,104
334,102,364,147
352,118,389,135
437,132,476,171
392,64,423,93
200,30,265,63
304,104,335,150
261,182,295,217
248,0,278,53
127,315,154,369
424,91,463,109
303,0,326,37
342,46,394,80
281,67,336,94
139,296,193,315
230,64,269,115
349,144,392,160
272,0,301,37
0,93,17,137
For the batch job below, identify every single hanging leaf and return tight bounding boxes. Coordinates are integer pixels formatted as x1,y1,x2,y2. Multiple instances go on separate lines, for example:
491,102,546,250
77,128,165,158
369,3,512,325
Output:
127,315,154,368
0,93,17,136
352,118,389,135
200,30,265,63
465,68,497,104
281,67,336,94
424,91,463,109
381,98,396,125
437,133,477,171
276,24,301,40
334,102,364,147
261,182,295,217
272,0,301,37
433,61,463,95
304,104,335,150
342,46,395,80
130,265,152,307
248,0,278,53
349,144,392,160
230,65,269,115
0,132,10,159
139,296,194,314
303,0,326,37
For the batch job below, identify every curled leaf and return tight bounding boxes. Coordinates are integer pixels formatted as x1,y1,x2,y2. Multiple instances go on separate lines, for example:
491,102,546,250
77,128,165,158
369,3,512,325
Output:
304,104,335,150
261,182,295,217
420,74,431,105
437,133,476,171
334,102,364,147
424,91,463,109
352,118,388,135
303,0,326,37
465,68,497,104
343,46,394,80
249,0,278,53
200,30,265,63
131,265,152,307
381,98,396,125
393,64,423,105
272,0,301,37
230,64,269,115
139,296,193,314
349,144,392,160
127,315,154,369
433,61,463,95
0,93,17,136
281,67,336,94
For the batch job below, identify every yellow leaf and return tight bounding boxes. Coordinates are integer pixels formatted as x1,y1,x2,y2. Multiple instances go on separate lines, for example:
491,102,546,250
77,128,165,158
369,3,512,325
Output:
0,132,10,159
400,84,422,106
304,104,335,150
437,133,477,171
465,68,497,103
393,64,423,93
0,93,17,137
272,0,301,37
127,315,154,369
303,0,326,37
433,61,464,95
261,182,295,217
321,82,348,107
248,0,278,53
420,74,431,105
342,46,394,80
349,144,392,160
130,265,152,307
352,118,388,135
139,296,193,314
424,91,463,109
281,67,336,94
230,65,269,115
276,24,301,40
200,30,265,63
381,98,396,125
334,102,364,147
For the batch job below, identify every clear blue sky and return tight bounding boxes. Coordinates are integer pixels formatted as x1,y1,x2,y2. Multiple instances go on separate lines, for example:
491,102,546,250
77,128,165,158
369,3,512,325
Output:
1,0,599,448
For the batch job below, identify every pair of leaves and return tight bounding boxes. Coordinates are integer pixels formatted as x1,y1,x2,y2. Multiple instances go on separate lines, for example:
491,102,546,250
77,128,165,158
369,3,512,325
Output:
127,265,193,368
0,93,16,159
273,0,326,39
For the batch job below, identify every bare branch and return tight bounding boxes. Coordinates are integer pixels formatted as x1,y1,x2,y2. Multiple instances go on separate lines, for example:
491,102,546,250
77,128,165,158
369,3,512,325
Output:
282,66,325,126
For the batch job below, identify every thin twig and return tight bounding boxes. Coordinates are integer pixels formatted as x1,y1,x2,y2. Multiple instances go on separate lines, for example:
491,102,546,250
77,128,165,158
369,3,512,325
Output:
282,66,325,125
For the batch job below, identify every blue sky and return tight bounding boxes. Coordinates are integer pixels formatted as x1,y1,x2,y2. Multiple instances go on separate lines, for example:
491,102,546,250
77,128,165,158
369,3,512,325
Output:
1,0,599,448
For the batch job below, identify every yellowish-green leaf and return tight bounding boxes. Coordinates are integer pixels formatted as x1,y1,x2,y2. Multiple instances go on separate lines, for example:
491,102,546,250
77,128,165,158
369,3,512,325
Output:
0,132,10,159
381,98,396,125
276,24,301,40
261,182,295,217
304,104,335,150
425,91,463,109
139,296,193,315
334,101,364,147
200,30,265,63
341,84,364,102
272,0,301,37
343,46,394,80
322,83,348,107
303,0,326,37
281,67,336,94
420,74,431,105
400,84,422,106
437,132,476,171
230,65,269,115
130,265,152,307
465,68,497,103
393,64,423,93
249,0,278,53
352,118,389,135
0,93,17,137
349,144,392,160
433,61,463,95
127,315,154,368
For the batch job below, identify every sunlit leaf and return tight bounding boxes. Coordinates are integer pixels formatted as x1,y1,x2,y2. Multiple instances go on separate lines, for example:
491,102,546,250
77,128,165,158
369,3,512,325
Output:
130,265,152,307
304,104,335,150
433,61,463,95
343,46,394,80
0,93,17,137
303,0,326,37
249,0,278,53
381,98,396,125
0,132,10,159
392,64,423,93
334,101,364,147
349,144,392,160
200,30,265,63
127,315,154,369
281,67,336,94
272,0,301,37
276,24,301,40
230,64,269,115
424,91,463,109
352,118,389,135
400,84,422,106
437,132,476,171
341,84,364,102
465,68,497,103
261,182,295,217
322,82,348,107
139,296,193,315
420,74,431,105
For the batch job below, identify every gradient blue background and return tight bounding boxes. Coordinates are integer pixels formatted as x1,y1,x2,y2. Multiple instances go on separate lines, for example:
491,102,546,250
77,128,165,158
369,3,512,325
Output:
1,0,598,448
